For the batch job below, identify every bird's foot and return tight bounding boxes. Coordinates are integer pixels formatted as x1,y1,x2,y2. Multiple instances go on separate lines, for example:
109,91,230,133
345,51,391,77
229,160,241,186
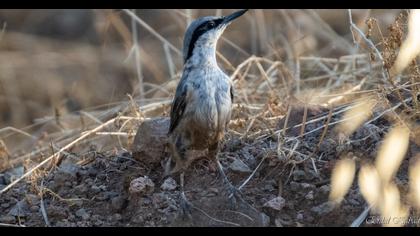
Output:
226,183,245,210
180,192,193,220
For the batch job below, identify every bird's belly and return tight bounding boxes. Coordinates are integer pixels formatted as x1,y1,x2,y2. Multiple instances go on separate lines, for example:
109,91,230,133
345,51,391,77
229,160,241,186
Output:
184,97,229,148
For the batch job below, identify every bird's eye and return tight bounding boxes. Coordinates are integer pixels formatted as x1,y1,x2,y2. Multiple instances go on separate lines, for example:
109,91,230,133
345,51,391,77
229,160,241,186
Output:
208,21,215,27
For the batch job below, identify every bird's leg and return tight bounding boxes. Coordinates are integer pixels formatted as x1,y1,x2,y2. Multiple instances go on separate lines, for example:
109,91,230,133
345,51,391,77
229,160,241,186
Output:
179,171,193,220
168,135,193,219
209,141,244,209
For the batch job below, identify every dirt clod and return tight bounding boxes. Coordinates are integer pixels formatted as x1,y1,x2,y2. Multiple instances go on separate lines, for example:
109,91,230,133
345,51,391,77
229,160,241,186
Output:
129,176,155,196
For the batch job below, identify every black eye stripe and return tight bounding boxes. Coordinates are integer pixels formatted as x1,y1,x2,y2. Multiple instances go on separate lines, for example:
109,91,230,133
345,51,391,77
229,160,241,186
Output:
185,19,223,63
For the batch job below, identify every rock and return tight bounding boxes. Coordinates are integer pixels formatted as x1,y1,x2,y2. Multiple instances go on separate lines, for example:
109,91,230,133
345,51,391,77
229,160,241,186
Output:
30,205,40,212
300,183,315,190
305,191,314,200
8,200,30,217
160,177,177,191
75,208,90,220
3,166,24,184
1,202,10,208
58,163,79,178
292,170,306,181
91,185,101,194
111,196,126,212
263,196,286,211
129,176,155,195
289,181,300,191
48,205,68,219
260,212,270,227
88,168,98,177
0,215,16,224
131,117,170,166
74,184,88,195
229,158,252,173
132,214,144,224
296,212,304,221
112,213,122,221
311,201,335,216
274,218,283,227
319,185,330,195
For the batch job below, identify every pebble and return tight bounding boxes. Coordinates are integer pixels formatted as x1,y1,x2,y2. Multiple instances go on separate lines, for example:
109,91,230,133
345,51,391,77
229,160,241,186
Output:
296,212,304,221
305,191,314,200
75,208,90,221
0,215,16,224
310,201,335,216
8,200,30,217
129,176,155,195
111,196,126,211
1,203,10,208
91,185,101,194
289,181,300,191
30,205,40,212
160,177,177,191
319,185,330,195
263,196,286,211
229,158,252,173
293,170,306,181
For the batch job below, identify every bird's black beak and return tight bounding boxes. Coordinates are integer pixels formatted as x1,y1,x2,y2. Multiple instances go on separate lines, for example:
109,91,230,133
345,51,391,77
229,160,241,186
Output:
222,9,248,25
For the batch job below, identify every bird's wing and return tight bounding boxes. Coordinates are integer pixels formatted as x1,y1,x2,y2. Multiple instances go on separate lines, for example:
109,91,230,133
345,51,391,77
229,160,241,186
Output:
168,82,188,134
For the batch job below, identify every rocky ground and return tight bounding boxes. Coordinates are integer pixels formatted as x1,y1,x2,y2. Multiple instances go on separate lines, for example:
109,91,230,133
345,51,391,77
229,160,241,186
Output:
1,102,418,227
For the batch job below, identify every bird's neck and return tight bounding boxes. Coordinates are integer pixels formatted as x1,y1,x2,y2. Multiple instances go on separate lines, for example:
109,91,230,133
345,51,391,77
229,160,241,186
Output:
186,43,218,68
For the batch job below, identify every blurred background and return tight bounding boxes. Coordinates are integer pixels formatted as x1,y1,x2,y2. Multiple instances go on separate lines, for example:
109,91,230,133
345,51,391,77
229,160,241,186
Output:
0,9,402,129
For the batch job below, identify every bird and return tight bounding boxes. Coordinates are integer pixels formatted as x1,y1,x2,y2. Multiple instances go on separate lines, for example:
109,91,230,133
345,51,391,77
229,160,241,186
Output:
166,9,248,218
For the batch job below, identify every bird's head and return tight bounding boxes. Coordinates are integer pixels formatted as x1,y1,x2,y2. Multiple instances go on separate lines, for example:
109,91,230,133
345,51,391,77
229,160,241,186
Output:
182,9,248,63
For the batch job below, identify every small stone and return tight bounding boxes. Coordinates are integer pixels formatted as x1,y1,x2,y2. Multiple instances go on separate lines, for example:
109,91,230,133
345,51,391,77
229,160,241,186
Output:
88,168,98,177
131,117,170,166
91,185,101,194
75,208,90,220
160,177,177,191
65,181,72,187
74,184,88,195
129,176,155,195
3,166,24,185
58,163,79,178
296,212,304,221
274,218,283,227
30,205,40,212
319,185,330,195
292,170,306,181
209,187,219,194
0,215,16,224
132,214,144,224
260,212,270,227
8,200,30,217
99,185,107,191
113,213,122,221
111,196,126,212
1,203,10,208
263,196,286,211
300,183,315,190
310,201,335,216
305,191,314,200
289,181,300,191
229,158,252,173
